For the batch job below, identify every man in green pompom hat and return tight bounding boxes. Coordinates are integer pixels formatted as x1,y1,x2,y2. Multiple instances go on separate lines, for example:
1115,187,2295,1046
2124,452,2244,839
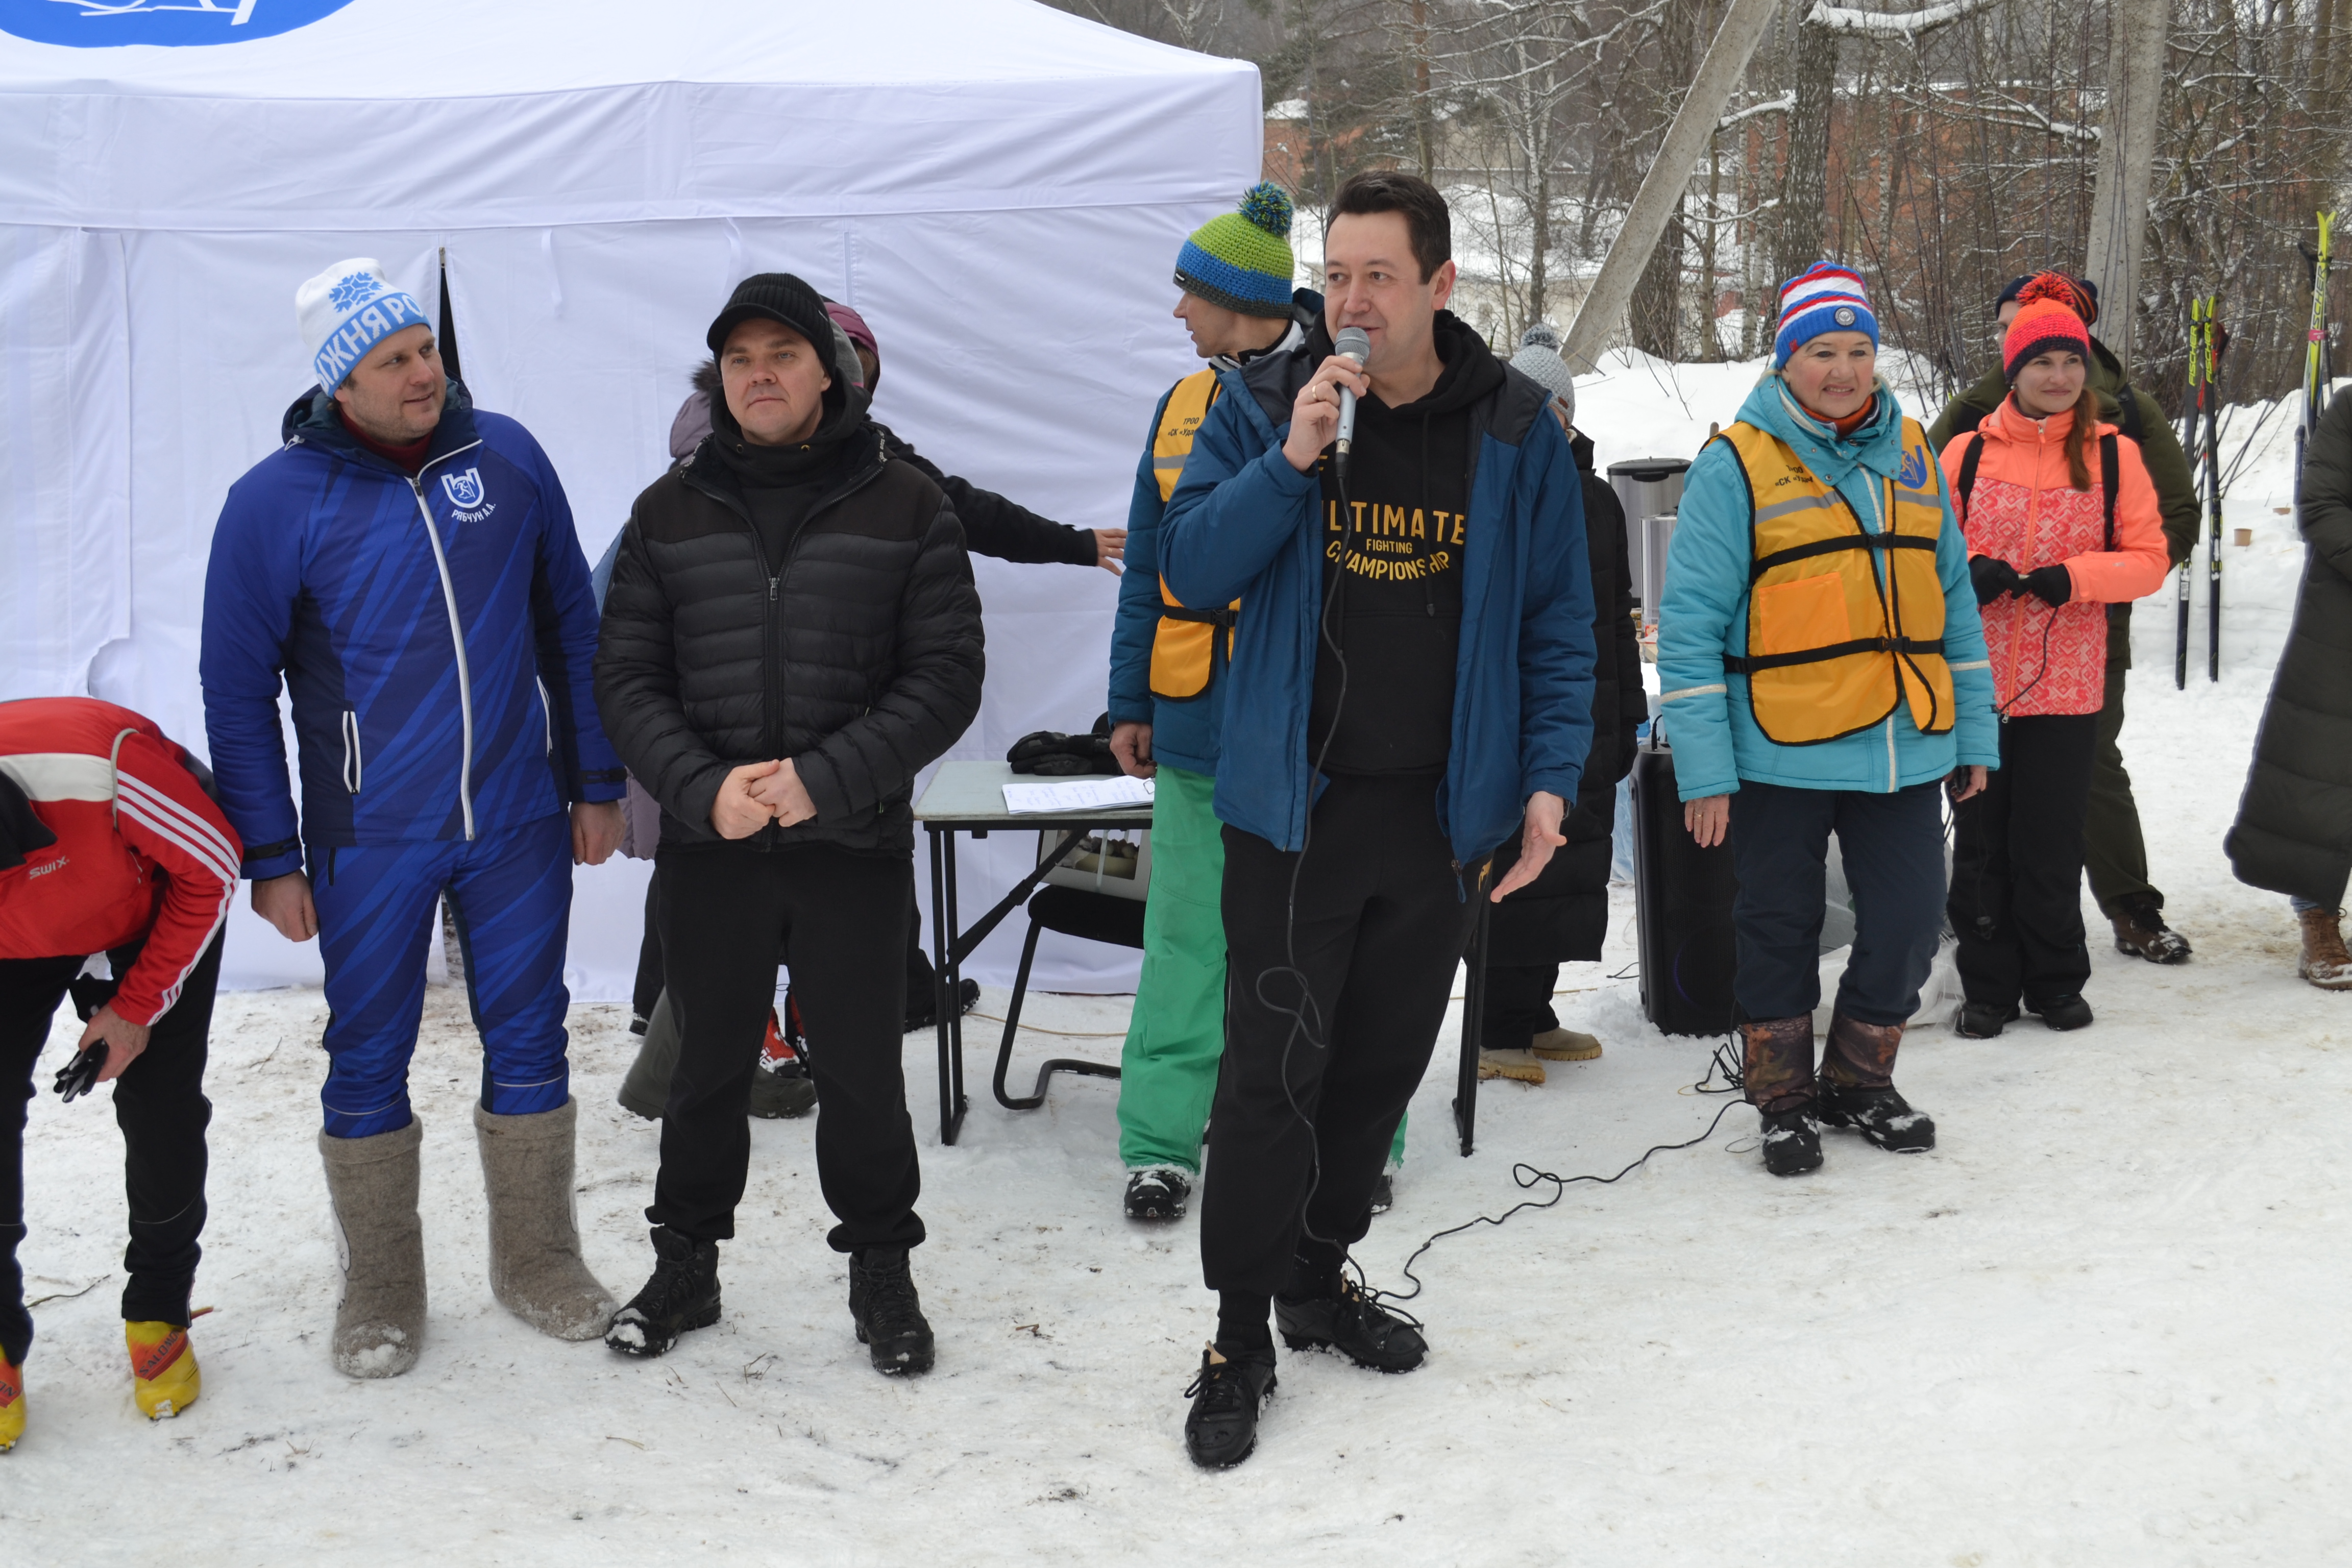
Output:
1107,184,1364,1228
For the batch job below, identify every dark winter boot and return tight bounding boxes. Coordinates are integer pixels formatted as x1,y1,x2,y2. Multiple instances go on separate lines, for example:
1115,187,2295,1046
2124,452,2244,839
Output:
748,1059,817,1119
1739,1016,1817,1113
2109,893,2192,964
904,977,979,1035
1757,1104,1823,1176
1274,1275,1427,1373
1816,1013,1935,1153
2029,994,2095,1031
848,1247,935,1375
604,1227,720,1358
1124,1167,1191,1221
1183,1344,1278,1469
1954,1000,2021,1039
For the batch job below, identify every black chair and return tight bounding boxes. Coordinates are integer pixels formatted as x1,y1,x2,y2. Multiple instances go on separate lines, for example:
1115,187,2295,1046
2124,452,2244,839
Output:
992,885,1141,1110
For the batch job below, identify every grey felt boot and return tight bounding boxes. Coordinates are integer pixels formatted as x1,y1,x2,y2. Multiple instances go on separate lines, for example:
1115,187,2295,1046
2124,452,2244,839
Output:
474,1098,616,1340
319,1117,427,1379
616,990,680,1120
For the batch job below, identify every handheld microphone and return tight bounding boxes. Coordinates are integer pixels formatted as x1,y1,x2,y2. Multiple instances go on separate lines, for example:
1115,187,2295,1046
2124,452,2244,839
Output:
1333,326,1370,477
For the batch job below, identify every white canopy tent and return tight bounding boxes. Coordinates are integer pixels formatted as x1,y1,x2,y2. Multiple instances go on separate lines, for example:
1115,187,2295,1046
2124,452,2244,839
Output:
0,0,1261,997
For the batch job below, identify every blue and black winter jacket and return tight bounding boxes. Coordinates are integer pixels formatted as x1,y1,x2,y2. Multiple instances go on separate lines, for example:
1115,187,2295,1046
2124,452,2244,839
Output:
201,381,625,880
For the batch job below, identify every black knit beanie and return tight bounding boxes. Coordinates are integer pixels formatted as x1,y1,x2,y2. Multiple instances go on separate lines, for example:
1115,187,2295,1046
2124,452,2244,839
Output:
706,273,840,380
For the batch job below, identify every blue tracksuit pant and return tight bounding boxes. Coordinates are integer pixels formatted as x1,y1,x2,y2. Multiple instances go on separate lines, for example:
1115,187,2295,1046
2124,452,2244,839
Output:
311,812,574,1138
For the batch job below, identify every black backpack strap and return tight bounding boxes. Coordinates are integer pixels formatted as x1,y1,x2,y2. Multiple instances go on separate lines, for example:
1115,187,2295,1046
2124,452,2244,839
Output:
2112,381,2145,443
1955,433,1985,525
2100,432,2119,551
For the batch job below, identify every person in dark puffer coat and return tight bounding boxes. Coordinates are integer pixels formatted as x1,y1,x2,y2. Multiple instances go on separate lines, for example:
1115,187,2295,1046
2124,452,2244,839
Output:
1476,326,1643,1084
2225,388,2352,990
593,273,984,1374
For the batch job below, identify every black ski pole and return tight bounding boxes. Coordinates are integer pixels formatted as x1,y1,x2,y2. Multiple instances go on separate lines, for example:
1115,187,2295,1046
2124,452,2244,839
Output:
2176,302,2201,690
2207,300,2226,682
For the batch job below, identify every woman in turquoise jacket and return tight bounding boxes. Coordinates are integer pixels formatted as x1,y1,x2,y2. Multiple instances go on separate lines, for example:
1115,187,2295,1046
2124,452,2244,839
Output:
1656,264,1999,1178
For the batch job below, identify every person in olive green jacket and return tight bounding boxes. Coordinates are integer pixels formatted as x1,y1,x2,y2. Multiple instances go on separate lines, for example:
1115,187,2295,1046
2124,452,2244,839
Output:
1927,271,2198,966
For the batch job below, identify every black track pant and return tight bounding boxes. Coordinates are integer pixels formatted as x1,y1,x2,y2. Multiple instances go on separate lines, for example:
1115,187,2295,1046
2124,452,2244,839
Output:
631,864,935,1028
1,930,220,1365
1483,965,1561,1044
1950,713,2099,1011
1201,774,1480,1298
652,847,922,1253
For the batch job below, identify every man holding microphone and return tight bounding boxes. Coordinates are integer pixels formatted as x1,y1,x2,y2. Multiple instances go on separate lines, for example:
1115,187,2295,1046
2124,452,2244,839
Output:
1157,172,1596,1467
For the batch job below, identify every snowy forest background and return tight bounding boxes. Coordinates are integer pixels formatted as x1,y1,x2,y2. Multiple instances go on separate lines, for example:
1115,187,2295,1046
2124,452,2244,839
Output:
1047,0,2349,414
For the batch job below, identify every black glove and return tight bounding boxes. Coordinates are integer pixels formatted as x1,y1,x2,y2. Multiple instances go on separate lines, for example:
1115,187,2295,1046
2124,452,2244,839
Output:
2022,564,2073,606
53,1042,106,1102
1969,555,2021,604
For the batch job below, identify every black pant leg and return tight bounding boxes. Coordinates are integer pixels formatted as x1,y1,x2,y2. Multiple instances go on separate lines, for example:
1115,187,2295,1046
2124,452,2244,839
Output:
1727,782,1835,1022
111,932,220,1327
0,955,81,1365
1828,782,1949,1025
1298,787,1479,1260
1950,728,2022,1008
2004,715,2100,1007
650,852,789,1242
1480,965,1560,1048
631,866,665,1022
778,849,923,1254
903,870,934,1004
1199,792,1378,1298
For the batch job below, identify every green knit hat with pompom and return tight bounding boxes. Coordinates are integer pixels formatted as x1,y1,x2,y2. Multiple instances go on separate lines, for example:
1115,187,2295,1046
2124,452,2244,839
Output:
1173,183,1298,318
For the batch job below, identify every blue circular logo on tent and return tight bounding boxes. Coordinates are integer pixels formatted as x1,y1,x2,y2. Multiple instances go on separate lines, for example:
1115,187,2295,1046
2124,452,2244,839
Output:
0,0,357,48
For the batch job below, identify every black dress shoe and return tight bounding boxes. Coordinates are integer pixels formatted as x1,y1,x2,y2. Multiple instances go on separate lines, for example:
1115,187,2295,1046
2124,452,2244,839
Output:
1183,1344,1277,1468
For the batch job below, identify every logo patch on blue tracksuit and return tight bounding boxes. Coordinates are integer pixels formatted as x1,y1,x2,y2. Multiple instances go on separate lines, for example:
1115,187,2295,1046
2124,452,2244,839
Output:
442,469,487,509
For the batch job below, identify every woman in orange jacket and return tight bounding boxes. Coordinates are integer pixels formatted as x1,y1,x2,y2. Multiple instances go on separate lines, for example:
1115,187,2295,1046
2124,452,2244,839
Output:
1940,296,2171,1037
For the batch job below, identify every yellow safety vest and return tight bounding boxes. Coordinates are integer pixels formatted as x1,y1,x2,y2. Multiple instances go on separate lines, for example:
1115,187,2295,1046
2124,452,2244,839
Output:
1714,418,1955,746
1148,368,1239,701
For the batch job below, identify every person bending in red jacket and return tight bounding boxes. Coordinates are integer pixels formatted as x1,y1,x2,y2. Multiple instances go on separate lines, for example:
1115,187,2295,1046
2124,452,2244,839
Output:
0,698,242,1452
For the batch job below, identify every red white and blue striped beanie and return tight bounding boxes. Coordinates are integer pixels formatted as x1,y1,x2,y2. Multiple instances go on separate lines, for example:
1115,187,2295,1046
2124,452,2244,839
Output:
1773,262,1877,369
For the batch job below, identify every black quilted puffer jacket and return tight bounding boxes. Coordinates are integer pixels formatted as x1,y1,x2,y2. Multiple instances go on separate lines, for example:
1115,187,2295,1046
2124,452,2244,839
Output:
594,418,984,857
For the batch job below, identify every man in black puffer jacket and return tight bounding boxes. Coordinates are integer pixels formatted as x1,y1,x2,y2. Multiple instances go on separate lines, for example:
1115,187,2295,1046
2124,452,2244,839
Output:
594,273,984,1374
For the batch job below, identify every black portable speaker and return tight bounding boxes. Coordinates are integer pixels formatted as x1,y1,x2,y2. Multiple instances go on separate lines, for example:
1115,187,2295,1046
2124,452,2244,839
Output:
1630,733,1741,1037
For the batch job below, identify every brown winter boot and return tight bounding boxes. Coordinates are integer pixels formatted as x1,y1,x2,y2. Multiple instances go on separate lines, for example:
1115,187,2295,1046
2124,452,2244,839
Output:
1816,1014,1935,1153
2298,908,2352,991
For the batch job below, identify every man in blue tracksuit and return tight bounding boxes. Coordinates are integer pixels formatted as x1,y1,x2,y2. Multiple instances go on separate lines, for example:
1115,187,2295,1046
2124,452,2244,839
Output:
1156,174,1595,1468
202,259,626,1379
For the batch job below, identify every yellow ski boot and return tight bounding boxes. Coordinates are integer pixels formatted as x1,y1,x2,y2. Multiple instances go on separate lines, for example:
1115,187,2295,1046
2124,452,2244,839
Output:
0,1355,22,1451
128,1321,200,1420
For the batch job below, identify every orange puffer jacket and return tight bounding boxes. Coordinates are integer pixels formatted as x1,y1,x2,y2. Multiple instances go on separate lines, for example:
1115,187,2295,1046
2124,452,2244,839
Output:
1939,399,2170,716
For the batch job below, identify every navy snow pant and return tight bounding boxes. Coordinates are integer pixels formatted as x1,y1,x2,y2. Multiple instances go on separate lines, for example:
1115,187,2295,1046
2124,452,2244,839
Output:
1727,779,1947,1027
312,812,574,1139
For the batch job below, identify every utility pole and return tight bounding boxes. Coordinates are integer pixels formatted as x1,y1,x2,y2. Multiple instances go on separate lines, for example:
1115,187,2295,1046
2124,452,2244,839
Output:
1562,0,1778,372
2083,0,2171,370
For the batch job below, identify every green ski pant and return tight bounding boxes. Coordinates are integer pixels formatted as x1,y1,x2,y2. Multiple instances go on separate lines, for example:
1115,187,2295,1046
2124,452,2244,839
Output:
2084,653,2163,914
1117,765,1406,1173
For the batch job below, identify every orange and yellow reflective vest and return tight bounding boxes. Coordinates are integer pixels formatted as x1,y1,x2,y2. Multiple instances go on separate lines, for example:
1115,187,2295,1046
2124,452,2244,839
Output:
1148,368,1239,701
1713,418,1955,746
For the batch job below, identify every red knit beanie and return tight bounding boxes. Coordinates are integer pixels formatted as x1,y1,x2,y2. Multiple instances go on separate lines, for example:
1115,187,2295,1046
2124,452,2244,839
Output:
2003,298,2093,382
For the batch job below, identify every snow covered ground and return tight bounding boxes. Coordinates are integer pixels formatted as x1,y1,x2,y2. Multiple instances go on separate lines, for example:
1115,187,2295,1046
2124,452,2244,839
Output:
7,367,2346,1564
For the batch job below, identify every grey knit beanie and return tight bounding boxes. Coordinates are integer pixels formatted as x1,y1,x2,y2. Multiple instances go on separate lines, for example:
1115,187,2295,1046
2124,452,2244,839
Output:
1508,323,1576,426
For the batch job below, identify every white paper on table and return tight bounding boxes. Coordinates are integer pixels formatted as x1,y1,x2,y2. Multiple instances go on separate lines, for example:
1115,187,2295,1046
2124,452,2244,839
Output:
1001,776,1156,814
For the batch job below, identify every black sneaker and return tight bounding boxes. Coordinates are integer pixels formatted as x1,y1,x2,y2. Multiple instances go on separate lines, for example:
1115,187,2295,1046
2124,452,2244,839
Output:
1183,1344,1277,1469
1369,1171,1395,1215
904,978,981,1035
1758,1103,1824,1177
1816,1082,1936,1152
748,1059,817,1119
1955,1000,2021,1039
1125,1167,1190,1221
1273,1280,1427,1373
605,1227,720,1358
2030,994,2094,1031
848,1247,935,1375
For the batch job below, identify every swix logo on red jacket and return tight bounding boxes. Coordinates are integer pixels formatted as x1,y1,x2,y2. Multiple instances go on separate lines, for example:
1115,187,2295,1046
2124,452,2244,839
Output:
0,698,242,1026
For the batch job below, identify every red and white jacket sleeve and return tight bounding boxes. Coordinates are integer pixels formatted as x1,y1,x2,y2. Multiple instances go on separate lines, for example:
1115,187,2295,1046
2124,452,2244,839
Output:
109,730,242,1026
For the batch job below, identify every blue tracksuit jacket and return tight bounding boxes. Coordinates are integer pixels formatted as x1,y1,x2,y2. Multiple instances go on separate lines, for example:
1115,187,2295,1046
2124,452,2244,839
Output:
1158,339,1596,869
201,381,625,880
